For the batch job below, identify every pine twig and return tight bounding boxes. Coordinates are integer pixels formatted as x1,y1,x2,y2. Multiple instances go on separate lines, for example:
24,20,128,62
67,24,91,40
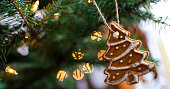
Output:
8,0,32,31
74,11,91,24
39,6,63,26
132,11,170,26
133,0,147,7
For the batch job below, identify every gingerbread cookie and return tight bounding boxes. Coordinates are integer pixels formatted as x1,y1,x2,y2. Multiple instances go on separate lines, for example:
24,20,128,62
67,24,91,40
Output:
103,21,155,85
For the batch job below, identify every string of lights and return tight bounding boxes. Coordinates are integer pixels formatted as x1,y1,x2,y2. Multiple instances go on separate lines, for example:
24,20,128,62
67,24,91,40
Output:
0,63,18,75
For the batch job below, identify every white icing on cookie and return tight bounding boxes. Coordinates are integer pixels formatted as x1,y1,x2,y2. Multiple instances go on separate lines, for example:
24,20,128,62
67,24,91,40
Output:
107,39,127,46
116,73,119,75
110,53,113,55
113,76,116,79
120,60,123,63
103,22,155,85
110,22,129,35
113,31,119,38
129,54,132,57
126,73,138,85
104,71,128,85
107,49,149,70
104,41,140,61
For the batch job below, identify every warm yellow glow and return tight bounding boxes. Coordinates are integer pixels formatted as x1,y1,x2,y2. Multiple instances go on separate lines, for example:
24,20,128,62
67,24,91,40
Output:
72,49,84,60
56,70,67,82
80,63,94,74
97,50,106,61
25,32,30,39
88,0,92,3
54,13,60,17
5,66,18,75
73,69,84,80
91,31,102,41
54,13,60,16
31,0,39,12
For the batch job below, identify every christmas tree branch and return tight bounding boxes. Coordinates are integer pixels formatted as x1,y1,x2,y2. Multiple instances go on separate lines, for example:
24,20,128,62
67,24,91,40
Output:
132,11,170,26
133,0,147,7
8,0,32,31
39,6,62,26
74,11,91,24
92,0,113,31
18,41,78,88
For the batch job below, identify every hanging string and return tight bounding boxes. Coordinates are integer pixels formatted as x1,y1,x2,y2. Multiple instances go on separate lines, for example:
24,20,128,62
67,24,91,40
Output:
114,0,119,24
92,0,113,32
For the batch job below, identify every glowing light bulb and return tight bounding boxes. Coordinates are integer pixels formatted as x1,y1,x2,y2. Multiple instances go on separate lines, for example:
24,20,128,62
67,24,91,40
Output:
54,13,60,20
25,32,30,39
5,66,18,75
54,13,60,17
88,0,92,3
31,0,39,12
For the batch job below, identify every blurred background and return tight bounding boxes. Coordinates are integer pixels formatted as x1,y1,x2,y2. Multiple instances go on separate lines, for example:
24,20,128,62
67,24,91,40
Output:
0,0,170,89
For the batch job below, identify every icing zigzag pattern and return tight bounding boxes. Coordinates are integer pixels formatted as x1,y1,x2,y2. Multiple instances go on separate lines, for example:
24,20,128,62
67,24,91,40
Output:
103,21,155,85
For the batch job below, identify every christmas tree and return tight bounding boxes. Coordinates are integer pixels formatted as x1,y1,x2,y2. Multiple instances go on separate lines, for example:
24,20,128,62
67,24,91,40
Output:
0,0,166,88
103,21,155,85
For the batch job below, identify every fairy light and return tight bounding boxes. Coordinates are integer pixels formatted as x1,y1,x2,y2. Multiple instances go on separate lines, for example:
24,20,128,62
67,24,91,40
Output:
54,13,60,18
25,36,29,39
73,69,84,80
80,63,94,74
54,13,60,20
56,70,67,82
5,66,18,75
91,31,102,41
72,49,84,60
97,50,106,61
88,0,92,3
31,0,39,12
25,32,30,39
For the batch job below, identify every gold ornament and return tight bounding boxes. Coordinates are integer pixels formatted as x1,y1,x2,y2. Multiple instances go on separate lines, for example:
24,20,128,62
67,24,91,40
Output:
72,49,84,60
91,31,102,41
79,63,94,74
73,69,84,80
56,70,67,82
97,50,106,61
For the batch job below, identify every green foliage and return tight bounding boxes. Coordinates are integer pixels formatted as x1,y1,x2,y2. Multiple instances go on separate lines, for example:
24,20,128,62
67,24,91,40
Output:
0,0,33,25
0,0,18,20
0,0,165,88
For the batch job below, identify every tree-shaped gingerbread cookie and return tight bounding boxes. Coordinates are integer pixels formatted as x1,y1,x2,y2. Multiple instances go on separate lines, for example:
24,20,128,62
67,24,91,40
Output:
103,21,155,85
